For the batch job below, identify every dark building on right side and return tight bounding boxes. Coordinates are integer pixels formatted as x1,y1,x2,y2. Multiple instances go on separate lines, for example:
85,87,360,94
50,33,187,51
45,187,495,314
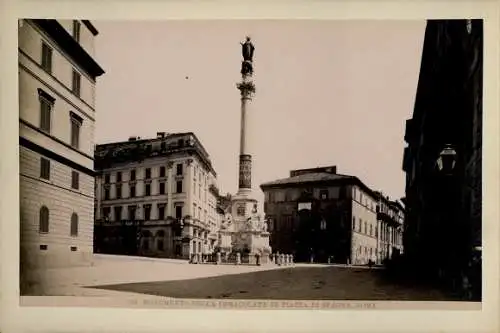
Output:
402,19,482,299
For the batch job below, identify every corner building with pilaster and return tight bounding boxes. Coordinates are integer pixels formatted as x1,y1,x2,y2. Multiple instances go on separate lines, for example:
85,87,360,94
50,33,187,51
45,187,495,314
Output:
94,132,223,260
18,19,105,277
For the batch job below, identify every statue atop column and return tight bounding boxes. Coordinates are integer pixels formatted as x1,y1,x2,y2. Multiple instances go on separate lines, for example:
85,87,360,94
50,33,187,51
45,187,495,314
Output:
240,36,255,76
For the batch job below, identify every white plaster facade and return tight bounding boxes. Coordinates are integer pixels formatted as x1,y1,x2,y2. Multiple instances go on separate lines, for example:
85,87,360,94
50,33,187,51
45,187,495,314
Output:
18,19,104,274
350,186,379,265
94,133,223,259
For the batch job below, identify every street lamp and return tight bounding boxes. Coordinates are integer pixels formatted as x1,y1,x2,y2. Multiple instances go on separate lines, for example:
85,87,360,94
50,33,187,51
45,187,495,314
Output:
436,144,458,175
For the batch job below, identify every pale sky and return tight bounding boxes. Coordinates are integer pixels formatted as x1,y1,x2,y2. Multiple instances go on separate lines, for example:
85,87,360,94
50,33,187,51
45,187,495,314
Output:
94,20,426,205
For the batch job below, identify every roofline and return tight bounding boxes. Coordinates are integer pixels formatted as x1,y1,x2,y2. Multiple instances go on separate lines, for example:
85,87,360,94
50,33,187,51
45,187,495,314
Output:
260,174,379,200
30,19,105,79
95,132,195,148
82,20,99,36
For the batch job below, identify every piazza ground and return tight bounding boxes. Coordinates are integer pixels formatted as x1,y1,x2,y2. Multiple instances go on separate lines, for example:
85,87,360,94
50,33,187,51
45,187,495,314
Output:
22,255,465,302
88,263,462,302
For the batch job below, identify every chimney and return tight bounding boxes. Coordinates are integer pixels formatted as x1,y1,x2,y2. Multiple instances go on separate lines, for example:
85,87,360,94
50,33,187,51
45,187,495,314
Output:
157,132,166,139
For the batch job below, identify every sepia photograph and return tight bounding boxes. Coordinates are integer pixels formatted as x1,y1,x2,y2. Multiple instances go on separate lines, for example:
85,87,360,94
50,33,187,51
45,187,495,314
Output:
16,17,485,309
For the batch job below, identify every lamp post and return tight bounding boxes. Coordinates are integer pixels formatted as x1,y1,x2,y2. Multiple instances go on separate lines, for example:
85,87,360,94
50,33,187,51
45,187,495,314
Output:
435,143,459,285
436,144,458,175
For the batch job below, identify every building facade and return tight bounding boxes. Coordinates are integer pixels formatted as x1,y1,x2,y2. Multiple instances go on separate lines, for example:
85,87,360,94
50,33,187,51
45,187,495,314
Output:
402,19,482,291
260,166,403,265
19,19,105,278
94,132,223,261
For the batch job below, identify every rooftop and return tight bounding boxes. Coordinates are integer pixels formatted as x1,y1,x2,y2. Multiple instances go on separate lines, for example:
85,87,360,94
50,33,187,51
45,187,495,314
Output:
94,132,215,175
260,172,353,187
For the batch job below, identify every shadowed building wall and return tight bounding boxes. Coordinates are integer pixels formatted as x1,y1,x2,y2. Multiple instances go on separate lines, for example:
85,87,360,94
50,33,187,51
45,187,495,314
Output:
402,19,483,291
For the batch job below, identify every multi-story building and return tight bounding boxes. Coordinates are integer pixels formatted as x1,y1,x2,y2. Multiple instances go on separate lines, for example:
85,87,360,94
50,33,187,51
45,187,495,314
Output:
374,192,404,264
402,19,482,291
93,132,223,261
18,19,105,281
260,166,403,264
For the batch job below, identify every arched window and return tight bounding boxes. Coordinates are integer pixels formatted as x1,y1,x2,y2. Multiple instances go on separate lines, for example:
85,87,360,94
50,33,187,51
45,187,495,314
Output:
70,213,78,236
39,206,49,233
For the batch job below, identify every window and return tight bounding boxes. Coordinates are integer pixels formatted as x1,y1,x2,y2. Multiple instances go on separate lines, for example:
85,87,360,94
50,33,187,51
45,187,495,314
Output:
70,112,82,149
73,20,81,42
144,205,151,220
130,184,136,197
71,171,79,189
39,97,52,133
364,221,367,234
116,172,122,182
352,217,356,230
145,168,151,179
104,174,110,183
128,206,136,220
193,203,197,218
145,183,151,196
70,213,78,236
130,170,136,181
115,184,122,199
159,182,165,195
370,224,373,236
176,180,183,193
41,42,52,73
320,189,329,200
158,206,165,220
114,206,122,221
358,219,362,232
40,245,48,251
176,163,183,176
72,70,81,97
39,206,49,233
175,206,183,219
40,158,50,180
160,166,166,177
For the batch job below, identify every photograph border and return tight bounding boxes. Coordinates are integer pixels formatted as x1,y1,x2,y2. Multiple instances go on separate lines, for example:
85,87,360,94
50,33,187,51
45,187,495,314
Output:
1,0,499,332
